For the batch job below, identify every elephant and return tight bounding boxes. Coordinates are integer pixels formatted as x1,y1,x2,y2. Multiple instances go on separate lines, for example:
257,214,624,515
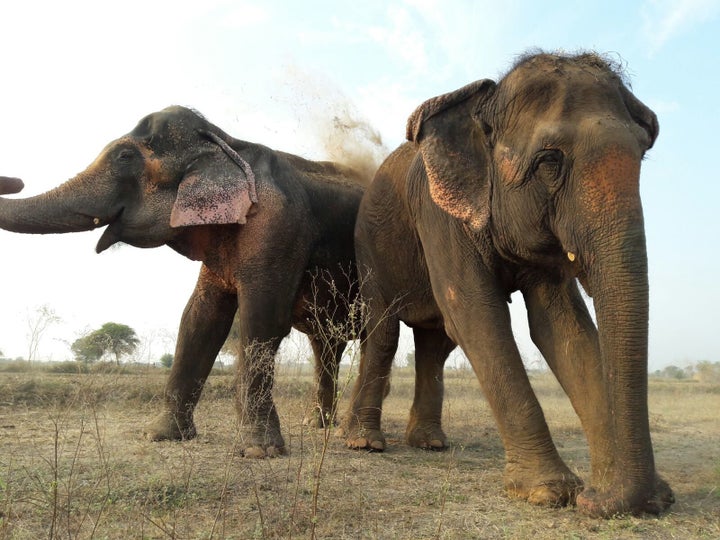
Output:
0,176,23,195
339,52,674,517
0,106,371,457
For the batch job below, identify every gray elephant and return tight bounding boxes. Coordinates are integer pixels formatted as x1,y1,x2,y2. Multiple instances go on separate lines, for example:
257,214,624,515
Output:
0,106,370,457
339,52,674,517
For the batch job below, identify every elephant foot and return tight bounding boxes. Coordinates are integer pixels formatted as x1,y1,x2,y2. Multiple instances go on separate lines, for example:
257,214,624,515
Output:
242,445,286,459
504,462,583,508
405,421,447,450
346,431,386,451
336,421,385,451
302,406,337,429
576,475,675,517
236,423,287,459
144,410,197,441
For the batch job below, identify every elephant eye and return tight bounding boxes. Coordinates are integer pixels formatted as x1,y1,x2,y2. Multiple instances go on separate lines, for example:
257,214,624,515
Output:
533,149,563,183
116,149,136,163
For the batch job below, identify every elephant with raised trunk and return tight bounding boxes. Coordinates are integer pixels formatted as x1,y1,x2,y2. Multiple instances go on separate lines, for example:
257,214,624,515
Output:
340,52,674,517
0,106,370,457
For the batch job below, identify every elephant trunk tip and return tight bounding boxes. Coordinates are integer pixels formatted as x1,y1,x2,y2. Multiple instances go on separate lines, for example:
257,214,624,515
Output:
0,177,24,195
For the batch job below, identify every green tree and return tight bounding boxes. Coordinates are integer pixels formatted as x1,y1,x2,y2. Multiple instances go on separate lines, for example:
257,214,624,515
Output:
159,353,174,368
71,333,105,363
71,322,140,365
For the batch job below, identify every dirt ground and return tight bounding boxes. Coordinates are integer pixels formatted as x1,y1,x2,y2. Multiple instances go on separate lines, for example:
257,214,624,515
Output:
0,366,718,539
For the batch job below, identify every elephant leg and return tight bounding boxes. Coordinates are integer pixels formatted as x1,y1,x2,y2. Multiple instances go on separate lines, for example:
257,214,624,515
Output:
232,281,301,458
303,335,344,428
450,300,581,507
234,333,285,458
415,226,580,506
145,266,237,441
524,280,673,515
339,311,399,451
405,327,454,449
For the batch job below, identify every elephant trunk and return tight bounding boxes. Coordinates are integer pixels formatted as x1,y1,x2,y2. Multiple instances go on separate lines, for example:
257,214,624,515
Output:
571,141,662,514
589,217,653,483
0,174,116,234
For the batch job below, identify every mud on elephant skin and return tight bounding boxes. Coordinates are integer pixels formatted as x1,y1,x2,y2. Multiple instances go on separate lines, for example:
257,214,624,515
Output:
341,52,674,517
0,106,372,457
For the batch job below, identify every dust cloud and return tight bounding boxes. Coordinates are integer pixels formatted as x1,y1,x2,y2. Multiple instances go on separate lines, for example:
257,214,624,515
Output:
276,65,389,182
318,107,387,182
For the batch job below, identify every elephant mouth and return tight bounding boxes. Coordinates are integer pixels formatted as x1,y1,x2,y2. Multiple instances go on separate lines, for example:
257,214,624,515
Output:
576,268,593,297
563,248,593,297
95,209,124,254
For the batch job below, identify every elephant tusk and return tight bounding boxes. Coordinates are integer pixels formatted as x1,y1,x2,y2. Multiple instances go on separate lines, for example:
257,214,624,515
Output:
567,252,576,262
93,217,101,225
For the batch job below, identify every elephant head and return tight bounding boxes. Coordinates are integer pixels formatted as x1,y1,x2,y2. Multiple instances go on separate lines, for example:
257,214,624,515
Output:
408,53,666,514
0,106,258,257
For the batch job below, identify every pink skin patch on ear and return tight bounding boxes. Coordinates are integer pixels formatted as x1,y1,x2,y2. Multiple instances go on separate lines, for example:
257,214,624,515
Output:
170,174,254,228
423,144,489,231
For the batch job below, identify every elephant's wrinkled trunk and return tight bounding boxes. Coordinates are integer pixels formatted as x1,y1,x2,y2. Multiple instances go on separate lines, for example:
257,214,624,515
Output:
0,175,114,234
572,143,663,514
590,218,653,478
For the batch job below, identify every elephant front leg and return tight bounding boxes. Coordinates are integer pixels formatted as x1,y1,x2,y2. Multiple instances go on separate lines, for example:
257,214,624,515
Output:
405,328,454,450
145,266,238,441
303,335,344,428
437,282,581,507
524,280,674,516
463,320,582,506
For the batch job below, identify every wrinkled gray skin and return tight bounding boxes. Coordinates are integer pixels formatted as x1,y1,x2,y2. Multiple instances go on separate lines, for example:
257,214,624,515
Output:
340,53,674,517
0,106,369,457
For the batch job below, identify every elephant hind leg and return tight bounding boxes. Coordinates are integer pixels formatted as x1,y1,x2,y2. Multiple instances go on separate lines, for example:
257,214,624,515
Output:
303,335,345,428
338,313,400,451
234,336,286,458
405,327,454,450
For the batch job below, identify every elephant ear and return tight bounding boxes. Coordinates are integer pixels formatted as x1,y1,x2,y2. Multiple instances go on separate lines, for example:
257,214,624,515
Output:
170,131,258,228
407,79,496,231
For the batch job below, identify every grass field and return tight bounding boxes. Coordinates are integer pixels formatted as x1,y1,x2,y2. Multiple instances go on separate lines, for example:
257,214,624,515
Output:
0,363,718,539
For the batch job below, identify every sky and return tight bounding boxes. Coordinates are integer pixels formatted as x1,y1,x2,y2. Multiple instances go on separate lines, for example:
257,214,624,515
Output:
0,0,718,371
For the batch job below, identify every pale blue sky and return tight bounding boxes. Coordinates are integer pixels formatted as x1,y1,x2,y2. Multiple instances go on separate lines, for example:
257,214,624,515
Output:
0,0,718,370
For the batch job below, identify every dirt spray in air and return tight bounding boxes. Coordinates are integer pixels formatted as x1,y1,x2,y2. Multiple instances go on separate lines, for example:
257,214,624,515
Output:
275,64,389,182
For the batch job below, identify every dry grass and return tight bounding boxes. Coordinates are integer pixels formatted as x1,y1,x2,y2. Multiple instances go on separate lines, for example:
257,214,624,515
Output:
0,364,718,539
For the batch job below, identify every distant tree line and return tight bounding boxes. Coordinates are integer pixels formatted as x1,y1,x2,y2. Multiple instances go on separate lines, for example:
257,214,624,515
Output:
652,361,720,383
